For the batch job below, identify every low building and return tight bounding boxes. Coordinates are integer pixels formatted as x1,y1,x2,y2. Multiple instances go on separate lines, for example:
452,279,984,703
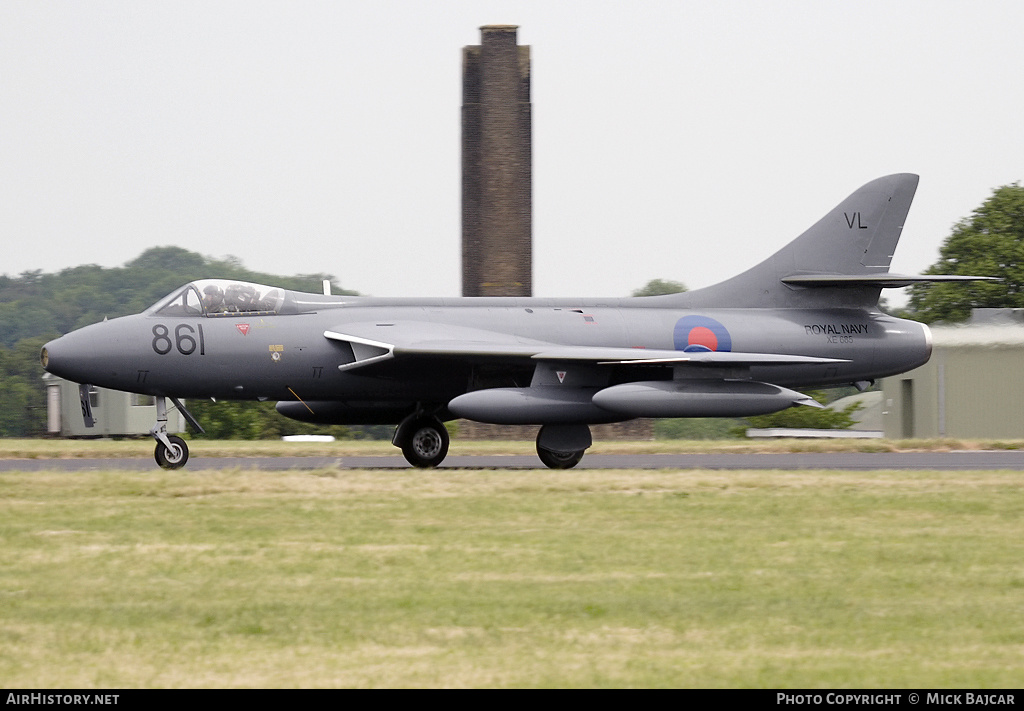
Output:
882,309,1024,439
44,374,184,437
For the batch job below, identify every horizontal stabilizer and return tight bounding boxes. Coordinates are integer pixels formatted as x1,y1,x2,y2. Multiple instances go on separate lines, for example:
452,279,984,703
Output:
782,273,998,288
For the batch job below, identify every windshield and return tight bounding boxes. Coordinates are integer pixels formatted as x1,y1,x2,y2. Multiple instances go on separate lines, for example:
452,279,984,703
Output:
151,279,286,317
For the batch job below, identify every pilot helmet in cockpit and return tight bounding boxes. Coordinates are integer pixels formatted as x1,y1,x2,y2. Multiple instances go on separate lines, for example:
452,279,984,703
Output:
202,283,225,313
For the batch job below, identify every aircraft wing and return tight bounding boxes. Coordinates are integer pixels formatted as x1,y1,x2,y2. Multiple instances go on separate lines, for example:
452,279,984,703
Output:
528,346,846,366
324,323,847,372
324,323,553,371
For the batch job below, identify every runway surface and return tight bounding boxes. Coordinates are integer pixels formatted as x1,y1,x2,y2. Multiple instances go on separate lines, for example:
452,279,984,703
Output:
3,451,1024,471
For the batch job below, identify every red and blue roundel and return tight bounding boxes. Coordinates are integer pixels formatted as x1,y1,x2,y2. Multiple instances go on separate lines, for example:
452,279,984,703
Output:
673,315,732,352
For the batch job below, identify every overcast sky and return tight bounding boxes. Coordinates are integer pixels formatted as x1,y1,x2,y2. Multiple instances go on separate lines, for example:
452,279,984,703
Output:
2,1,1021,302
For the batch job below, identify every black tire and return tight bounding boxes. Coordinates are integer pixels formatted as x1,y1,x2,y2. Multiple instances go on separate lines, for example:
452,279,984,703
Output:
537,446,584,470
155,435,189,469
400,419,449,468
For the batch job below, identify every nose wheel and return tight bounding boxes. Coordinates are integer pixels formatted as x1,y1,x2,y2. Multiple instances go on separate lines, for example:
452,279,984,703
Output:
149,396,201,470
155,435,189,469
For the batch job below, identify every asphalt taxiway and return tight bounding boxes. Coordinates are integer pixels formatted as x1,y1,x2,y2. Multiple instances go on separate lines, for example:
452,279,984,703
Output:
3,451,1024,471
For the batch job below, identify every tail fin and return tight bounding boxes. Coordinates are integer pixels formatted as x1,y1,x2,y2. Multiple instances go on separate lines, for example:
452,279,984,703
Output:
678,174,920,309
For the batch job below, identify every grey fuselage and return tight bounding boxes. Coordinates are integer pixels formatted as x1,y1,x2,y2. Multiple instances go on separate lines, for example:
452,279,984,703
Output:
42,290,931,422
41,174,946,429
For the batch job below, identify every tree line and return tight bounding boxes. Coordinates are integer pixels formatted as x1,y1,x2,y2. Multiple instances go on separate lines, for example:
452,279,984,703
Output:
0,246,355,438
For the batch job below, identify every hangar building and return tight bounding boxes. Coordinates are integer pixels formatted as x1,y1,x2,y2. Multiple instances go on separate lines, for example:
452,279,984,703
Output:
882,309,1024,439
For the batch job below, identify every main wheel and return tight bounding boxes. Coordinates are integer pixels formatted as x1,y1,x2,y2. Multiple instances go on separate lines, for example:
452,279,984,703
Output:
400,419,450,468
155,435,189,469
537,446,585,470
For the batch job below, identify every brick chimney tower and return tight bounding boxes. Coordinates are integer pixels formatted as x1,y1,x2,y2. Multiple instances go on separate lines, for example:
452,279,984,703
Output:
462,25,532,297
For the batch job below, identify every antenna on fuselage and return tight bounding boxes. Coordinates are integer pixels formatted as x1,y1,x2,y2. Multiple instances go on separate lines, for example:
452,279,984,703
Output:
323,280,331,296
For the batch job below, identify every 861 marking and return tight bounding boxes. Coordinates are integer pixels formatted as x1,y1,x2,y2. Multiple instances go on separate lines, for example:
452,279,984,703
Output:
152,324,206,355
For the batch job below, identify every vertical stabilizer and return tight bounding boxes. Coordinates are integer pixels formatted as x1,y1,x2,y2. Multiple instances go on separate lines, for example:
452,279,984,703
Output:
678,174,920,309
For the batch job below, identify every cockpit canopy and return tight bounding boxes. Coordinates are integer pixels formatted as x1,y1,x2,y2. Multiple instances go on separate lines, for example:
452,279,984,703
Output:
149,279,287,317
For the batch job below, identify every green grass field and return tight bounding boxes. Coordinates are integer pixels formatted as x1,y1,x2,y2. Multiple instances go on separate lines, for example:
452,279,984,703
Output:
1,463,1022,688
1,436,1023,460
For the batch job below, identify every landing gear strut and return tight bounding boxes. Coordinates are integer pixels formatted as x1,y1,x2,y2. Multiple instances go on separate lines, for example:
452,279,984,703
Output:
150,396,203,470
394,413,450,468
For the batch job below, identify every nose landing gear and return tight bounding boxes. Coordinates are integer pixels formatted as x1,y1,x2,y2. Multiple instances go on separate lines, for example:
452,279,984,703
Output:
155,434,189,468
150,396,203,470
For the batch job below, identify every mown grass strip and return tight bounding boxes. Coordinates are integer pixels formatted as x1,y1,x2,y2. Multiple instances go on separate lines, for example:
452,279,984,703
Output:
1,468,1021,687
1,437,1023,460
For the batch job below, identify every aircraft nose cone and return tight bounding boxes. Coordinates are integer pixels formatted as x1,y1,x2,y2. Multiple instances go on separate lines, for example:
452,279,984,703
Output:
39,332,98,384
40,337,68,378
39,319,137,388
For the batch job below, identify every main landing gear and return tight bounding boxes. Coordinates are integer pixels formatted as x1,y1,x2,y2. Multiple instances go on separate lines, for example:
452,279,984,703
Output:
535,424,591,470
393,413,450,468
536,446,585,469
150,396,204,470
392,417,593,469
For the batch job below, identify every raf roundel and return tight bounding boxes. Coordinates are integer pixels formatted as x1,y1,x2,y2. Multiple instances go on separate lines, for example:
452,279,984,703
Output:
673,315,732,352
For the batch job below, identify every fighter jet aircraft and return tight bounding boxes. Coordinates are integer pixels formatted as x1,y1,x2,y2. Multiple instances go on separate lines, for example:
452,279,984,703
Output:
40,174,986,469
